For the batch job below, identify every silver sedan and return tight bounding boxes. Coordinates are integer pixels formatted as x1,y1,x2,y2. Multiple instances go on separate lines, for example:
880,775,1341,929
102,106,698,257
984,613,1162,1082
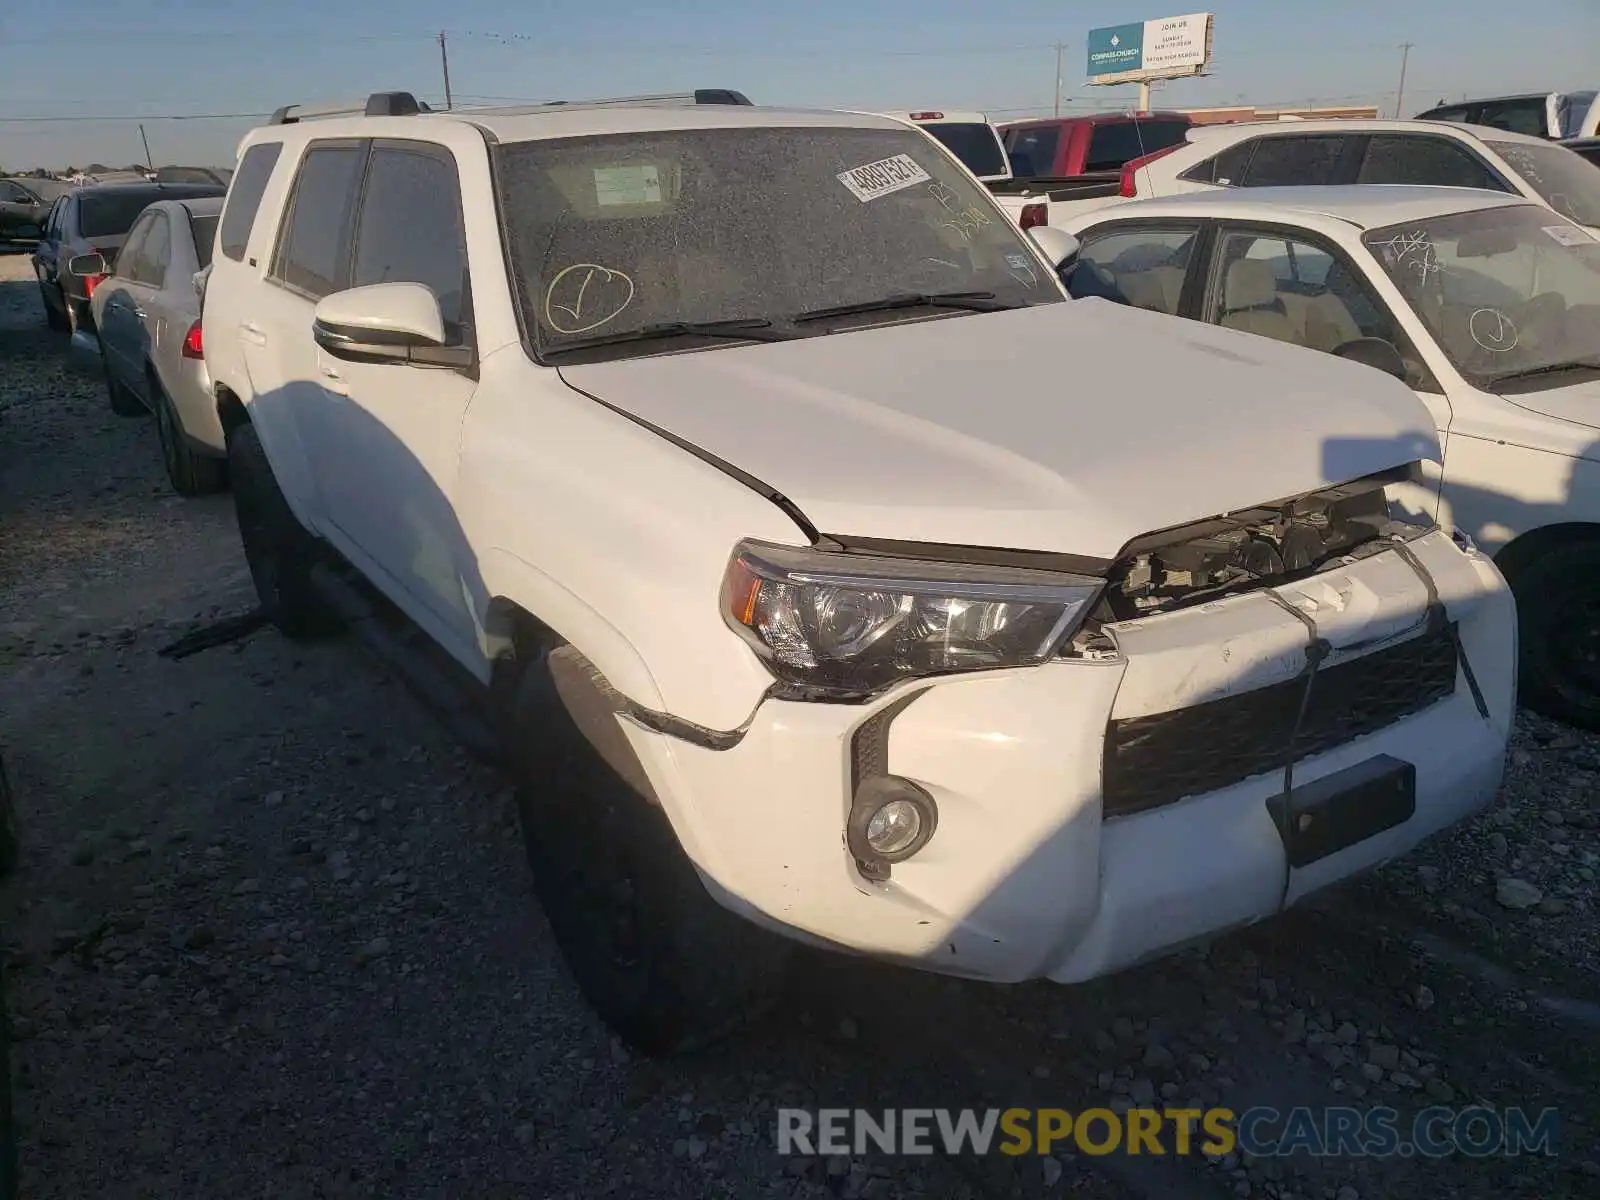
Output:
77,196,227,495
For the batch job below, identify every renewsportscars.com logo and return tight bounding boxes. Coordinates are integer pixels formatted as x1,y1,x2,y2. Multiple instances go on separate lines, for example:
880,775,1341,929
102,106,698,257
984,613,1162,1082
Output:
777,1106,1560,1159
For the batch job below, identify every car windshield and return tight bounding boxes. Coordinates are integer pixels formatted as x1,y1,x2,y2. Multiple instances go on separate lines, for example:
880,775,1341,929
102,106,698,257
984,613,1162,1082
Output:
919,122,1008,178
1363,204,1600,389
1488,140,1600,228
496,125,1062,360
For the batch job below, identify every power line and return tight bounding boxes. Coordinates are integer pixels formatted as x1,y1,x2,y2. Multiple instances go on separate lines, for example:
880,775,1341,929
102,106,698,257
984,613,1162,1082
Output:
0,111,268,124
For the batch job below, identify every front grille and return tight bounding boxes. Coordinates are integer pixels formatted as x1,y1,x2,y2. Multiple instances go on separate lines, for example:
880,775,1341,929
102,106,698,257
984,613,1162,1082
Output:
1103,620,1459,818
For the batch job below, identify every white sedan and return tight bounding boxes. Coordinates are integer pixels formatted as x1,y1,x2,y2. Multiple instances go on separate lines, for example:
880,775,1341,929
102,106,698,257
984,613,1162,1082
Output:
1060,185,1600,730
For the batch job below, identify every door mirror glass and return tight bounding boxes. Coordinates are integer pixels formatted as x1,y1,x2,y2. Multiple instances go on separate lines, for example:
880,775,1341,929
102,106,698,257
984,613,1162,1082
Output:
313,282,471,368
1333,337,1408,381
67,252,108,277
1027,226,1081,269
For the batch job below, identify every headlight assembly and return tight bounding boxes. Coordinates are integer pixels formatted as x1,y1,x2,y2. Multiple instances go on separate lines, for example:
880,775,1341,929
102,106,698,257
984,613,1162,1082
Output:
720,540,1102,700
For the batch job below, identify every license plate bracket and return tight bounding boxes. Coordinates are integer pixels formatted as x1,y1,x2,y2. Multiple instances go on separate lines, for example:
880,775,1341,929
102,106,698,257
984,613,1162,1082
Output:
1266,754,1416,869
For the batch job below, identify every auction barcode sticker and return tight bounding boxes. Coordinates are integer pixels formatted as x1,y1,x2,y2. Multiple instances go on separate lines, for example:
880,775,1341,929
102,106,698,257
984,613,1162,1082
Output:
1543,224,1595,247
836,154,931,202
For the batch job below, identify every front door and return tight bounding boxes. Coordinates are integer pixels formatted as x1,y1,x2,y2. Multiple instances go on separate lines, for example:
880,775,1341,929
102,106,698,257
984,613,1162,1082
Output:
308,139,481,661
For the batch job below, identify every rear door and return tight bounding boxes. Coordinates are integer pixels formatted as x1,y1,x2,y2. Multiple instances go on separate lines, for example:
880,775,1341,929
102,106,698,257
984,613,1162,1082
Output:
249,138,368,531
98,212,154,385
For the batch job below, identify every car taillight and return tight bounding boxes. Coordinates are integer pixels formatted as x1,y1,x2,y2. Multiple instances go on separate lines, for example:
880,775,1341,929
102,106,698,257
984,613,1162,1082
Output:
182,320,203,359
1019,202,1048,229
1118,143,1183,198
82,274,106,298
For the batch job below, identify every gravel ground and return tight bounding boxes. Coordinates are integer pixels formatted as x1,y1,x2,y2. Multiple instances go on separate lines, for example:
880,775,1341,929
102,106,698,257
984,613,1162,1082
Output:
1,249,1596,1199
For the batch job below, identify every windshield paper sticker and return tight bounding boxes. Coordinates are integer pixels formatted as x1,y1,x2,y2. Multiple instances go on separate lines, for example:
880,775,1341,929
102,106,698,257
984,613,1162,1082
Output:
1543,224,1595,247
593,165,662,207
837,154,931,202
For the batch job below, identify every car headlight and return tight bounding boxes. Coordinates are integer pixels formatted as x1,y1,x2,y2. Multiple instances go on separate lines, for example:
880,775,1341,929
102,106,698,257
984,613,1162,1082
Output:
720,540,1103,699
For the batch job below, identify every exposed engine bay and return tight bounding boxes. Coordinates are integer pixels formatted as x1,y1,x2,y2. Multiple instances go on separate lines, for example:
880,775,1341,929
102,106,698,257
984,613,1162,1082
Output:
1095,467,1429,623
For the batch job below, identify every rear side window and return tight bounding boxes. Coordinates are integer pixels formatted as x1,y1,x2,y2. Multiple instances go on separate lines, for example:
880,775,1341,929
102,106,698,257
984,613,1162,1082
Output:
1240,136,1347,186
1357,135,1506,190
190,215,219,268
1084,120,1190,173
350,144,470,336
1181,139,1254,185
219,142,283,261
272,143,365,299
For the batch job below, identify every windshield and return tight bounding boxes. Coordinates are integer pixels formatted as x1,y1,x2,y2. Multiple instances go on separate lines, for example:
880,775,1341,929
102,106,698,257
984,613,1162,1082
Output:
496,125,1061,360
1363,204,1600,389
919,122,1008,179
1488,140,1600,228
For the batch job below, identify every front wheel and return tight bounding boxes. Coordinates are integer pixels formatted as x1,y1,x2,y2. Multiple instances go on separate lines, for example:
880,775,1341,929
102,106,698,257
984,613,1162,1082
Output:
503,643,790,1055
1513,538,1600,731
39,283,67,332
101,349,145,417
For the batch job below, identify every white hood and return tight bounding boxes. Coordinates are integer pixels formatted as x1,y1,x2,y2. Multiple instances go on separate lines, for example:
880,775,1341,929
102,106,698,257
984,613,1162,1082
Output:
559,301,1442,560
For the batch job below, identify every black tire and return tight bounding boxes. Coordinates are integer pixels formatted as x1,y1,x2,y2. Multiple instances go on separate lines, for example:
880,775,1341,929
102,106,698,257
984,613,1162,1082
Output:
151,371,226,496
1511,538,1600,731
226,421,341,639
101,349,146,418
39,283,67,332
503,642,790,1055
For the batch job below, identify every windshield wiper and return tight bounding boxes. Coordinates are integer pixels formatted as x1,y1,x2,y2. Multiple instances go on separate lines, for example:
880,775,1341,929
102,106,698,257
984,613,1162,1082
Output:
542,319,796,356
792,291,1015,323
1488,358,1600,386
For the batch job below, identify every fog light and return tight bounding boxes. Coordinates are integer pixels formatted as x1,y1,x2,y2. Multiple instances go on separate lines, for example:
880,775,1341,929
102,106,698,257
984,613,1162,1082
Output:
847,776,938,868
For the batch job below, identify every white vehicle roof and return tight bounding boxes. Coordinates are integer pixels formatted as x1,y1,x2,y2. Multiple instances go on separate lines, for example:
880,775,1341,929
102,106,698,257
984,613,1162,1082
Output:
1183,117,1553,148
1067,184,1541,231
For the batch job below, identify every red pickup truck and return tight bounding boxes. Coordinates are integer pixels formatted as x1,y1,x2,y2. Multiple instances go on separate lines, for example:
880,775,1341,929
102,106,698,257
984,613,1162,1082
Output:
987,111,1194,227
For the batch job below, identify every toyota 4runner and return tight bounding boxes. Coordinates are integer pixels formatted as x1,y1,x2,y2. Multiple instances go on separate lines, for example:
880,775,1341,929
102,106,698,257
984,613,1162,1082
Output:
201,90,1518,1054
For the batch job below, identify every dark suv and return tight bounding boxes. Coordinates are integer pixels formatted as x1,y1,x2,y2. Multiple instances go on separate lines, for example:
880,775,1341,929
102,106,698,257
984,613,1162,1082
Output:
31,182,224,333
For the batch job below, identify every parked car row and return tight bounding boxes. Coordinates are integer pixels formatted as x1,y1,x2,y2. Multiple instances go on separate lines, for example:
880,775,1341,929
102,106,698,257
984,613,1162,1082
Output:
33,86,1595,1058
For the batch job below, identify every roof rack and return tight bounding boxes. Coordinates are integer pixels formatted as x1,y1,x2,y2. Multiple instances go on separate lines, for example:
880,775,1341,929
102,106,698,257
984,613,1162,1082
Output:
268,91,431,125
465,88,754,114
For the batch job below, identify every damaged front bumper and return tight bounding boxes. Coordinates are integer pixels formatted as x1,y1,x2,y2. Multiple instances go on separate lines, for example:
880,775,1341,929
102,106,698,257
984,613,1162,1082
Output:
623,528,1515,984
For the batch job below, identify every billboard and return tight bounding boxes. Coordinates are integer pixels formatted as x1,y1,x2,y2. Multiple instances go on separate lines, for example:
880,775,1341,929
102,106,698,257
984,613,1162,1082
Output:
1087,12,1214,85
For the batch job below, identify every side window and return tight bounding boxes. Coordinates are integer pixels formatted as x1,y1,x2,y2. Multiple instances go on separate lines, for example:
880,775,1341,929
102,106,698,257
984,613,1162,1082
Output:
116,215,152,279
1240,136,1348,186
1418,105,1472,124
1208,228,1434,390
1066,226,1198,315
1356,135,1508,191
349,144,470,336
219,142,283,261
271,143,365,299
0,182,28,202
137,213,171,285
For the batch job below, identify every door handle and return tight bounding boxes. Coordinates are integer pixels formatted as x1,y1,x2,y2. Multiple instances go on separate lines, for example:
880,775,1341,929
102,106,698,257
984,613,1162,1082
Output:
318,360,349,395
239,321,267,347
132,307,147,319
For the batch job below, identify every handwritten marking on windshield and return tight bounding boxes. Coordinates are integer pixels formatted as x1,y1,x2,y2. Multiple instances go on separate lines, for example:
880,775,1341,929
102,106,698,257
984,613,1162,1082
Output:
544,264,635,334
1374,231,1440,280
1469,308,1519,353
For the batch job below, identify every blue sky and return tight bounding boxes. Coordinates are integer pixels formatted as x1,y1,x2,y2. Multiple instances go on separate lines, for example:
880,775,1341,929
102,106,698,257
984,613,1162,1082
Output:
2,0,1597,169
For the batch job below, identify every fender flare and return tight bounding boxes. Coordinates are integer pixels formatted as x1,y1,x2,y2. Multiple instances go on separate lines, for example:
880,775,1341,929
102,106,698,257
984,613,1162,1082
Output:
476,546,668,714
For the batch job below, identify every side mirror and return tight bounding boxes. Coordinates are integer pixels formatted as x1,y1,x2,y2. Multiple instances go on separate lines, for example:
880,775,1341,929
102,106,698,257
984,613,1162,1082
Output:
312,282,471,369
1027,226,1081,270
67,252,108,278
1333,337,1408,382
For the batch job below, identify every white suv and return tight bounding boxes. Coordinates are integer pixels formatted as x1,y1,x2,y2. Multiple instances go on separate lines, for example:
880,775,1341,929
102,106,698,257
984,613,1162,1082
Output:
203,90,1517,1054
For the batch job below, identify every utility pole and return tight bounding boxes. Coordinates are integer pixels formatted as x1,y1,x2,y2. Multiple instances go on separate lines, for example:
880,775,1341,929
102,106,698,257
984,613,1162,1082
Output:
438,30,454,110
1053,42,1065,117
1394,42,1413,120
137,123,153,171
